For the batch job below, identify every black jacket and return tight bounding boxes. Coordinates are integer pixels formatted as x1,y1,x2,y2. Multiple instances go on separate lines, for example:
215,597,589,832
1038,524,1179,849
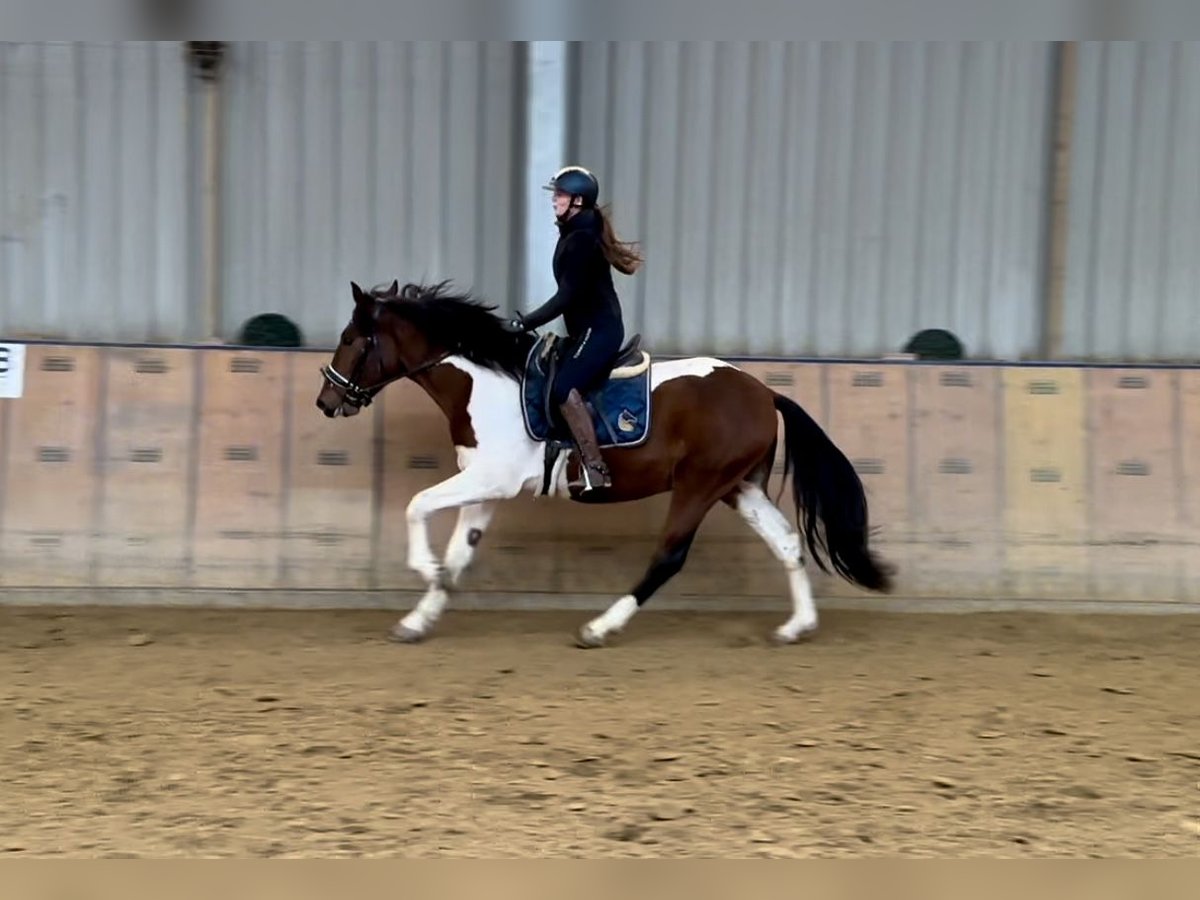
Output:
520,208,624,336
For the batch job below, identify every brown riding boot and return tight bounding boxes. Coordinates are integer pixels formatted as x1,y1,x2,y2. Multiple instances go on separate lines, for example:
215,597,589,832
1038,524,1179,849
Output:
558,388,613,493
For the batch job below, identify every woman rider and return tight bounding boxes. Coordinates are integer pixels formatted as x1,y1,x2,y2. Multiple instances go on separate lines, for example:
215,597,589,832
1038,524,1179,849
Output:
507,165,643,494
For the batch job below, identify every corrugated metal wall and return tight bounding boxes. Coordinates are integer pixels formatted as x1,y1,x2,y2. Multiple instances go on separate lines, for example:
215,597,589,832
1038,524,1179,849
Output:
0,41,193,342
1061,41,1200,361
219,41,526,346
567,41,1057,359
5,41,1200,362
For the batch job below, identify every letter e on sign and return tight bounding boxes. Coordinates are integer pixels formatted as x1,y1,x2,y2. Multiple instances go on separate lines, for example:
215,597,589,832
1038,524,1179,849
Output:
0,343,27,399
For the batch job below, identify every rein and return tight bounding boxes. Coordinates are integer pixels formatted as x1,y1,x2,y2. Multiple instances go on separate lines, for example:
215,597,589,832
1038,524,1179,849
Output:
320,337,451,409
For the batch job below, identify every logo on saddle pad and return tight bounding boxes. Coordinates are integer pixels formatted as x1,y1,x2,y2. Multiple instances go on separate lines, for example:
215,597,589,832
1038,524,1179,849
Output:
617,409,638,433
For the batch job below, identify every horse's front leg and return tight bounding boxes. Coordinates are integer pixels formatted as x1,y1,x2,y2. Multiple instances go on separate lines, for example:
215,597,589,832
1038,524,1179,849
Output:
443,501,498,585
391,468,516,643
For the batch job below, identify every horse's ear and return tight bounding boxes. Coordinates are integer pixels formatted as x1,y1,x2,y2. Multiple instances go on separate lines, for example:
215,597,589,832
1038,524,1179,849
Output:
351,281,370,307
387,279,399,297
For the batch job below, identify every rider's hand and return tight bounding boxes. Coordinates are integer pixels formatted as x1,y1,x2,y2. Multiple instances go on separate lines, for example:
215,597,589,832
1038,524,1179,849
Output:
502,312,528,334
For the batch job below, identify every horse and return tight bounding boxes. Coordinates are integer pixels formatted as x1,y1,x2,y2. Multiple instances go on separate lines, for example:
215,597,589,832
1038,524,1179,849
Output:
315,279,895,648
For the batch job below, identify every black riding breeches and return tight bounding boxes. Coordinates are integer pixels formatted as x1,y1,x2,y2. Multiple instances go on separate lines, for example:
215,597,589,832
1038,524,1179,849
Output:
551,322,624,407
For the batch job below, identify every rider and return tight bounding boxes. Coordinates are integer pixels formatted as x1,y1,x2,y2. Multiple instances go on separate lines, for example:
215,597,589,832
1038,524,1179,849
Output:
507,165,642,494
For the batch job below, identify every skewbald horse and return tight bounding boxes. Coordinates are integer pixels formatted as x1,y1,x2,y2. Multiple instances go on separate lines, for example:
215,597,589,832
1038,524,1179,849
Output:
315,280,895,647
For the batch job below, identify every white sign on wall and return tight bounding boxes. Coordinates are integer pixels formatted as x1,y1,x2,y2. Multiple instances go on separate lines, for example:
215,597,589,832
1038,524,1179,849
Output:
0,343,27,399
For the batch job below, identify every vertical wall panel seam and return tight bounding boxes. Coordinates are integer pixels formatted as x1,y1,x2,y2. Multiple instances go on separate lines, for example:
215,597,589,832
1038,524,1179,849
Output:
183,347,204,581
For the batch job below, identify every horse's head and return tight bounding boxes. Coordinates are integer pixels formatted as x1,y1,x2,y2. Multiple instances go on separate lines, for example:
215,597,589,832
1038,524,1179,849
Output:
315,280,442,417
317,278,532,418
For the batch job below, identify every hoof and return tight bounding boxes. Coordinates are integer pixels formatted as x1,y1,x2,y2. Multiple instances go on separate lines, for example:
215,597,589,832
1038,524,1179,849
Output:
574,625,607,649
389,624,427,644
771,625,818,646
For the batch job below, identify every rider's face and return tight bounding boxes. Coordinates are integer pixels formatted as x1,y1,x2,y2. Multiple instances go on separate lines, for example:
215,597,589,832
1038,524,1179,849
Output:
552,190,575,220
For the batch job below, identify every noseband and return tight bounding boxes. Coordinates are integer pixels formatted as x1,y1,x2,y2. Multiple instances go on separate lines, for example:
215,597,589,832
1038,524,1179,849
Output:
320,334,451,410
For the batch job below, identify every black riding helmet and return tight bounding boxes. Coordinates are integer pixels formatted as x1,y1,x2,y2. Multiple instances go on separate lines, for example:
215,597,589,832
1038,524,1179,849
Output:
543,165,599,216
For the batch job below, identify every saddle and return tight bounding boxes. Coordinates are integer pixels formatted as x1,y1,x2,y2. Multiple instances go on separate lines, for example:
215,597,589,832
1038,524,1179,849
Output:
543,332,647,389
610,334,648,373
520,332,654,495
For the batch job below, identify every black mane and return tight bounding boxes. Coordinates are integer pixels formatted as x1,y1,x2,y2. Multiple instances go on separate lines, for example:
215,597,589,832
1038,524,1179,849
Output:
375,280,536,380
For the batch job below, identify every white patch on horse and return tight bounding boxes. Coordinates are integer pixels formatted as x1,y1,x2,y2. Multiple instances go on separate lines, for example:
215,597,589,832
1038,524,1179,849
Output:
454,445,476,471
734,482,818,642
650,356,734,389
446,358,548,494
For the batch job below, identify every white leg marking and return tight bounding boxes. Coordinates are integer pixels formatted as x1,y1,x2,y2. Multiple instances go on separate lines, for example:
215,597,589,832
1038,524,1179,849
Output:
577,595,638,648
735,484,818,643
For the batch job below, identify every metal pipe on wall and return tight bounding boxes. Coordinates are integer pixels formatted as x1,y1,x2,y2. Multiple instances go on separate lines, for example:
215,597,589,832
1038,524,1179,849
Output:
1040,41,1078,360
186,42,226,342
521,41,569,329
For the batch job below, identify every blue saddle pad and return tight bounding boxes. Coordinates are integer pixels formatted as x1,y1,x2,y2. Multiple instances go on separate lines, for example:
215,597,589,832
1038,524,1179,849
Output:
520,334,652,449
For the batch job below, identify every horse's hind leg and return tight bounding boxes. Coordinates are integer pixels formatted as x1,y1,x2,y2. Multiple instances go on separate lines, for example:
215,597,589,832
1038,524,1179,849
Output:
727,481,818,643
576,479,728,649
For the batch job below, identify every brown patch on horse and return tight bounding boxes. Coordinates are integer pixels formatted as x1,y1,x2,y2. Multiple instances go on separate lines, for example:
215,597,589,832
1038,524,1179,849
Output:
412,363,478,449
569,366,778,504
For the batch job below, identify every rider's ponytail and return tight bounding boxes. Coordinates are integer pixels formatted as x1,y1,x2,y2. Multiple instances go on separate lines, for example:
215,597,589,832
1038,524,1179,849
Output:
595,205,643,276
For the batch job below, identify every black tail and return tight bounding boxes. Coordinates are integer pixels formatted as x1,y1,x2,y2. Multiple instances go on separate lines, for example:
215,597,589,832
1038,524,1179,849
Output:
772,392,895,593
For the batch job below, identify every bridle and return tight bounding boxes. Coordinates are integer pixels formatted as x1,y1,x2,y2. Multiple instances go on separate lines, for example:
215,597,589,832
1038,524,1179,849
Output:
319,333,451,410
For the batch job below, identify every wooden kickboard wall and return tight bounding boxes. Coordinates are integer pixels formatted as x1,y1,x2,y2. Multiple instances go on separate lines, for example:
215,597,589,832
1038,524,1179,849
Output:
0,343,1197,606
